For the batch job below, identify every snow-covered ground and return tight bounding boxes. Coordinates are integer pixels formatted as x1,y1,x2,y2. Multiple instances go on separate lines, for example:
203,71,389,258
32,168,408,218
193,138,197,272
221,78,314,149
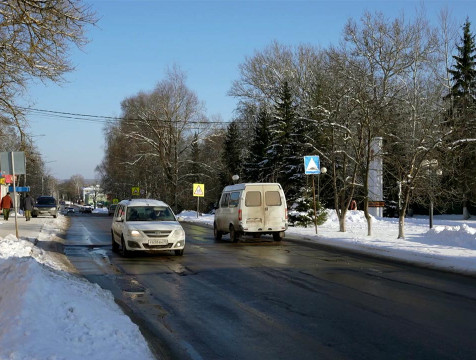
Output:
0,216,155,360
0,209,474,359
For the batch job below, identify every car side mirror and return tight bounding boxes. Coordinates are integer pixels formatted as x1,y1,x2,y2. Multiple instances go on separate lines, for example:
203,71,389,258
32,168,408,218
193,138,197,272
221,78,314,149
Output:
177,216,184,222
115,216,124,222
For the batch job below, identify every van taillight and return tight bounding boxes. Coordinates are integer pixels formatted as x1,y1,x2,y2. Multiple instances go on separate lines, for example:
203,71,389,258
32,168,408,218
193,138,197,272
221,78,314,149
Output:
238,209,242,221
285,208,288,219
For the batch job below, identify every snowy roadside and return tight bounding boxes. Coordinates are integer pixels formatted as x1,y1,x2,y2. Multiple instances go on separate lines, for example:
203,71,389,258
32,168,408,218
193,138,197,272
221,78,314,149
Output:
0,215,155,360
179,210,476,277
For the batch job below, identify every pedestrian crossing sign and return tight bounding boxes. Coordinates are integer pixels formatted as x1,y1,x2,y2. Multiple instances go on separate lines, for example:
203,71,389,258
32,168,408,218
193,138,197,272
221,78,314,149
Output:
193,183,205,197
131,187,140,196
304,156,320,174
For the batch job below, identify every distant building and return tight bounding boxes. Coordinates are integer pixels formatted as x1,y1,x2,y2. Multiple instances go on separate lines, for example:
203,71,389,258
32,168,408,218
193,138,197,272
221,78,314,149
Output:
82,185,106,207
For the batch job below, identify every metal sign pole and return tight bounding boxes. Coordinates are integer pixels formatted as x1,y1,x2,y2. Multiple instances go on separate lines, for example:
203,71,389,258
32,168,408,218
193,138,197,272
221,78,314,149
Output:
11,152,19,238
197,197,199,218
312,175,318,234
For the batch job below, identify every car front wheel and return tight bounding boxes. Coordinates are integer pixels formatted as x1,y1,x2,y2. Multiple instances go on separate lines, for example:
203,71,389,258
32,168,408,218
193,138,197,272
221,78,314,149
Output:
111,231,119,252
120,236,130,257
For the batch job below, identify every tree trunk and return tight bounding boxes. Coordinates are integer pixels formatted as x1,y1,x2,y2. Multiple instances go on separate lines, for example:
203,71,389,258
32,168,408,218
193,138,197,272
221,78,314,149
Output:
463,194,470,220
398,214,405,239
365,211,372,236
338,210,346,232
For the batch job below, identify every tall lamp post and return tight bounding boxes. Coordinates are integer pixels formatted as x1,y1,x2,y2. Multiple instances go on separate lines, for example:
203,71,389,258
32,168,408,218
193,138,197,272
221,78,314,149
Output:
318,167,327,204
422,159,442,229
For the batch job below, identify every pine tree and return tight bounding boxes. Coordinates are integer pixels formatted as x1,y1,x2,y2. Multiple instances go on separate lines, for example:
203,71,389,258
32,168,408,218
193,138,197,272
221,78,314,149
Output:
220,121,242,187
244,108,271,182
449,18,476,116
190,132,201,183
267,81,304,202
447,18,476,218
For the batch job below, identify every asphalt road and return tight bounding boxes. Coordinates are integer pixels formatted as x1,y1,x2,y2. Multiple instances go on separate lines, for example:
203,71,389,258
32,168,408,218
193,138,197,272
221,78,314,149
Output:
64,213,476,360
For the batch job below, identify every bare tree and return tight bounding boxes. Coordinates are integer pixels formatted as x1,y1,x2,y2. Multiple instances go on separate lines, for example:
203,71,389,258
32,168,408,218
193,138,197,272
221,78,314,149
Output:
0,0,97,135
119,66,209,210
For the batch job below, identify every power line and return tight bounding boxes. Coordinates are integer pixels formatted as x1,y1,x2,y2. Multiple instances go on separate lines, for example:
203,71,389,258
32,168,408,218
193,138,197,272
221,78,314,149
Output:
18,106,235,127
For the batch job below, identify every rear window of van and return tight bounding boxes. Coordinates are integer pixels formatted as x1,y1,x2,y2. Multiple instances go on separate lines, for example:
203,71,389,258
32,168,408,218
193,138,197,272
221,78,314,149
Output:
265,191,282,206
245,191,261,207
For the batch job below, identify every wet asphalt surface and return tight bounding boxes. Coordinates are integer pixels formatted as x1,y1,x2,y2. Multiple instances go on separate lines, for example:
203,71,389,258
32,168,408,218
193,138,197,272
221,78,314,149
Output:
63,213,476,360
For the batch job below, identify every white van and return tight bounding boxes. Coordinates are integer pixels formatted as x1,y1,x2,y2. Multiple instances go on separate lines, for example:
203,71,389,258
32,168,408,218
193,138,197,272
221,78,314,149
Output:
214,183,288,242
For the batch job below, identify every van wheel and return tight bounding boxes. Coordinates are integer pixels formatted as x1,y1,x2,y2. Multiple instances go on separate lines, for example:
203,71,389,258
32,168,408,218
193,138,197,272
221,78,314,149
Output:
214,223,223,241
120,236,130,257
273,231,284,241
175,249,184,256
111,231,119,252
230,225,241,243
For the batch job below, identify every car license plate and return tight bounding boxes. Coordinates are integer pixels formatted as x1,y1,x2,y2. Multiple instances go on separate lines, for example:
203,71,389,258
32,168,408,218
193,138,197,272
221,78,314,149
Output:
149,238,168,246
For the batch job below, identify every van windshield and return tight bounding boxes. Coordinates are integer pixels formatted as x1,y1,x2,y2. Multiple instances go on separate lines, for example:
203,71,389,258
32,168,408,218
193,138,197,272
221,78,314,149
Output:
126,206,175,221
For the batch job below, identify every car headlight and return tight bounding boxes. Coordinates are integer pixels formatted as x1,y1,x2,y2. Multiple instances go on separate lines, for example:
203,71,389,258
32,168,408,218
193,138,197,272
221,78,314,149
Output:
173,228,185,239
129,229,141,237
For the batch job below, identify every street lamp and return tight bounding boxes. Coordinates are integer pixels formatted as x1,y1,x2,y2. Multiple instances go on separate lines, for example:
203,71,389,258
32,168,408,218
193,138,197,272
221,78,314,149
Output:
422,159,442,229
318,167,327,204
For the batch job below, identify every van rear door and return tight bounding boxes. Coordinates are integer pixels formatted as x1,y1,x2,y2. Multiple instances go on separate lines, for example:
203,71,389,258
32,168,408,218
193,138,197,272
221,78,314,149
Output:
263,185,286,229
243,188,264,229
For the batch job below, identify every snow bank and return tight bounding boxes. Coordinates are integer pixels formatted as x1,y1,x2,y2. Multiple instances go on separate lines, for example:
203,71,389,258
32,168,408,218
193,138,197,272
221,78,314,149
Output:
422,224,476,249
0,218,154,360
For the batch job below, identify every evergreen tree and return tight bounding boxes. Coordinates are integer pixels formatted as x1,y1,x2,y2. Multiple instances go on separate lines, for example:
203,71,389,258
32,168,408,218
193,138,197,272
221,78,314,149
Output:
244,107,271,182
220,121,242,187
190,133,201,183
449,18,476,114
267,81,304,202
446,18,476,218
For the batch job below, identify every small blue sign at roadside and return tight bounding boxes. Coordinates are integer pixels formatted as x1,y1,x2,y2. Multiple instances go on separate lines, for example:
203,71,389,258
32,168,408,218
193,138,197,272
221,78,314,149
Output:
9,186,30,192
304,156,320,174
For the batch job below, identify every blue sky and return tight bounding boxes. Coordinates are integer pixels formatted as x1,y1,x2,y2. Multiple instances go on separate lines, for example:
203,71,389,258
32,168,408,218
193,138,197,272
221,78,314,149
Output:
21,0,473,180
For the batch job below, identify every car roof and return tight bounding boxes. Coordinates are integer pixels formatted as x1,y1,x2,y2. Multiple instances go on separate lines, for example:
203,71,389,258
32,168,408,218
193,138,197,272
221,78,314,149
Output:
118,198,169,207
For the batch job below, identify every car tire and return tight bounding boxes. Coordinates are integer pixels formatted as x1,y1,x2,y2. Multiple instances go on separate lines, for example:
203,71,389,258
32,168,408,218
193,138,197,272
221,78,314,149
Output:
111,231,119,252
175,249,184,256
214,223,222,241
53,215,57,218
230,225,241,243
120,236,130,257
273,231,284,241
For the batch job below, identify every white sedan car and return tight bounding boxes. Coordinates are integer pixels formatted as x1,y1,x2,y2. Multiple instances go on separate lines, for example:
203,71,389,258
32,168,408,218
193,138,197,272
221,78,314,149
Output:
111,199,185,256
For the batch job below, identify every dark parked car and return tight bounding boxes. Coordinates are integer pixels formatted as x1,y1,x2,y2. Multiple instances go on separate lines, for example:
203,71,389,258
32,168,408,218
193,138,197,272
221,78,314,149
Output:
108,204,117,216
32,196,58,218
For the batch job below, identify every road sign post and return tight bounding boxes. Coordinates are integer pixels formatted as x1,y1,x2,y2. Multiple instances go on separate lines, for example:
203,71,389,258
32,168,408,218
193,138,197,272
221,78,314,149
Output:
193,184,205,218
304,156,321,234
1,152,26,239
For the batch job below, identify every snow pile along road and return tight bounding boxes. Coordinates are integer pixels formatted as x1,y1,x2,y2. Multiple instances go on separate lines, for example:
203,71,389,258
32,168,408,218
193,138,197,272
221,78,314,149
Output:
0,220,154,360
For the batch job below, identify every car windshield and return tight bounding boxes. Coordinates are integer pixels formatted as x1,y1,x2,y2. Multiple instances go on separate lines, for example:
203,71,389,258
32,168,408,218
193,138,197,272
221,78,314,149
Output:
126,206,175,222
37,197,56,205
